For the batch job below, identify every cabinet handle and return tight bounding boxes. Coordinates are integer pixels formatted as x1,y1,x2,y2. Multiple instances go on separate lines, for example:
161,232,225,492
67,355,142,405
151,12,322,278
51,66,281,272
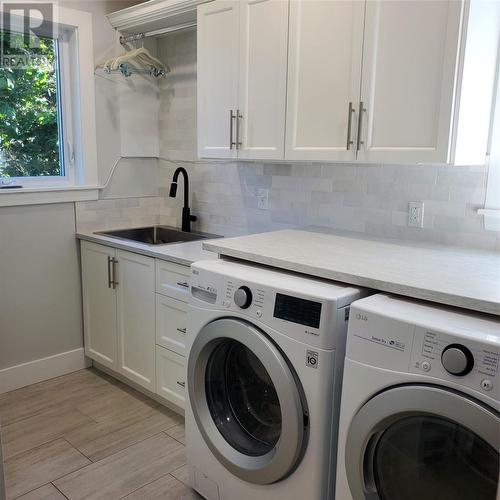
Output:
346,102,355,150
107,256,113,288
236,109,242,149
177,327,187,334
112,257,119,289
176,381,186,388
229,110,236,149
176,281,189,289
356,101,366,152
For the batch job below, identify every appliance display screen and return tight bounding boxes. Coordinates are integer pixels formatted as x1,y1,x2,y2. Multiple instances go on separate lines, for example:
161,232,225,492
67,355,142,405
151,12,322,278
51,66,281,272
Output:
273,293,322,328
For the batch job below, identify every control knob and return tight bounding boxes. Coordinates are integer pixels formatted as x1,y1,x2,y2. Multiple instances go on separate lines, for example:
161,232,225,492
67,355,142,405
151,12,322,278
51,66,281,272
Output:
234,286,252,309
441,344,474,376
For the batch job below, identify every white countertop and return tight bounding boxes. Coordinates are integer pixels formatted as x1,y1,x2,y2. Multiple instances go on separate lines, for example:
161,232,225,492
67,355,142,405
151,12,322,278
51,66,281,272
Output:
77,231,217,266
203,228,500,316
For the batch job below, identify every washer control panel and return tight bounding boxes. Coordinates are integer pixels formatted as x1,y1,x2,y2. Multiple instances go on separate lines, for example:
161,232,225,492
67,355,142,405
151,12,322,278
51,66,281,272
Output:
191,260,365,350
410,327,499,397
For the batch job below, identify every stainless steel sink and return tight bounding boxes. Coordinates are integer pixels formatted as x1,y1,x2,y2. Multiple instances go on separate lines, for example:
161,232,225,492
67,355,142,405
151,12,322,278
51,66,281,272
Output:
95,226,220,246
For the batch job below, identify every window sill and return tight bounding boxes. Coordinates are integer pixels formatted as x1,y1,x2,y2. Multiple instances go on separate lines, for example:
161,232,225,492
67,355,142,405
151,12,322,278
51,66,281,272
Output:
0,185,100,207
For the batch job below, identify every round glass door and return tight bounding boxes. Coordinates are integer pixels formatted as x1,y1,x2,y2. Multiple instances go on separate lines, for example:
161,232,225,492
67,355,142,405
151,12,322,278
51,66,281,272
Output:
188,318,308,485
372,415,499,500
345,385,500,500
205,339,282,456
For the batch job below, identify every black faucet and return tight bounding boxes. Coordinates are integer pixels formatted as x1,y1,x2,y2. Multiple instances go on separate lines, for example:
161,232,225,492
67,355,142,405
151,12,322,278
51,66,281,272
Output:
169,167,197,232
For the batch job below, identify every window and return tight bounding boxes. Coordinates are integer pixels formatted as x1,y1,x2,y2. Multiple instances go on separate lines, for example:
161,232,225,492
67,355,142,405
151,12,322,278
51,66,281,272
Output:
0,5,98,203
0,29,66,184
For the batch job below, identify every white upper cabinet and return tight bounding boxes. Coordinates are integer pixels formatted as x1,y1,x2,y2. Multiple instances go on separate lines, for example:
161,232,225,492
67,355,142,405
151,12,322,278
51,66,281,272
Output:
357,0,463,164
197,1,240,158
285,0,364,161
197,0,498,165
237,0,289,160
197,0,289,160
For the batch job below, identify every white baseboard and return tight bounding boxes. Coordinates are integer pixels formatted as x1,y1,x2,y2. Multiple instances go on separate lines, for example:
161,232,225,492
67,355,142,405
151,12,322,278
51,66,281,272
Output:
0,348,91,394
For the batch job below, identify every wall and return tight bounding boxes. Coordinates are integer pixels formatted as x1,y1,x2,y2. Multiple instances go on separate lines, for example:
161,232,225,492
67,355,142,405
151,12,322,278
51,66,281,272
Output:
76,29,499,252
0,204,82,369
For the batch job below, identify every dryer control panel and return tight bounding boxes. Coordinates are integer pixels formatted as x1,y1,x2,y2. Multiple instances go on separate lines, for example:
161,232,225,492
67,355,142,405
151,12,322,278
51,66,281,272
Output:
410,327,499,396
346,294,500,400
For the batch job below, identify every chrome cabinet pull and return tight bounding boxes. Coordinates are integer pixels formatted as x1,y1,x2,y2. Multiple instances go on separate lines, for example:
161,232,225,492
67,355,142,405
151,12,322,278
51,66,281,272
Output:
346,102,355,150
112,257,119,289
229,110,236,149
176,281,189,288
356,101,366,152
177,327,187,334
107,256,113,288
236,109,242,149
176,381,186,388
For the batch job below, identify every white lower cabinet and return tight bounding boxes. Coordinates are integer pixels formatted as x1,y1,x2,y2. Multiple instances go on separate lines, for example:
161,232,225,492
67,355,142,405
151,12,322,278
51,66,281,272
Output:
156,346,186,409
81,241,118,370
81,240,190,412
156,295,188,356
156,260,191,302
116,250,156,391
155,260,190,410
81,242,156,391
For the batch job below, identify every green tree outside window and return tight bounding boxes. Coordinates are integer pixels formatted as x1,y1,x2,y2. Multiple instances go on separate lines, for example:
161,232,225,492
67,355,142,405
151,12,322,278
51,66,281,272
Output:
0,30,62,178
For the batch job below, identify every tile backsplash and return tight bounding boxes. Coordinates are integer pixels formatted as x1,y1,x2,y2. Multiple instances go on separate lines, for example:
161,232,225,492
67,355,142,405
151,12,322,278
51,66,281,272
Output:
76,160,497,251
76,28,498,252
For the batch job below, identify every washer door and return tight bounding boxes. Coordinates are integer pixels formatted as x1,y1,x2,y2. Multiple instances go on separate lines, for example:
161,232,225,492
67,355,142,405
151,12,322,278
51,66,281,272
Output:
187,318,308,485
345,385,500,500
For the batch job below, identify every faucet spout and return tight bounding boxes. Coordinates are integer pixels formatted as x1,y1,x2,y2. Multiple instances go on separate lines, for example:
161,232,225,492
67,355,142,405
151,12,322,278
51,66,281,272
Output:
169,167,197,232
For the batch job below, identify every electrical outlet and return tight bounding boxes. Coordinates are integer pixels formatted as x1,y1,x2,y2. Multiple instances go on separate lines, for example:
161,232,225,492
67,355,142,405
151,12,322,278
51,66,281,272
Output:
408,201,424,228
257,188,269,210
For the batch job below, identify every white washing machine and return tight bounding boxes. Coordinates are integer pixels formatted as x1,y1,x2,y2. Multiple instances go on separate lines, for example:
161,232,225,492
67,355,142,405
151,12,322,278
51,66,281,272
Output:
336,293,500,500
185,259,369,500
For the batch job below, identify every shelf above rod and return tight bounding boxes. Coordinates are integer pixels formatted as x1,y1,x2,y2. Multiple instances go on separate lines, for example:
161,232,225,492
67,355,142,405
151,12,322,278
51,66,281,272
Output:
120,21,197,45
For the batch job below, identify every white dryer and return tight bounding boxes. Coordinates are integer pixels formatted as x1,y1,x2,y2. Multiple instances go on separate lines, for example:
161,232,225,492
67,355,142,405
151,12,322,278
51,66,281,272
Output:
336,293,500,500
185,259,368,500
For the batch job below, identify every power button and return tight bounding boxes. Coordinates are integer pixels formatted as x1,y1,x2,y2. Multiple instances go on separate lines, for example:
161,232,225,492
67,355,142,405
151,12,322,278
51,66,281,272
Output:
481,379,493,392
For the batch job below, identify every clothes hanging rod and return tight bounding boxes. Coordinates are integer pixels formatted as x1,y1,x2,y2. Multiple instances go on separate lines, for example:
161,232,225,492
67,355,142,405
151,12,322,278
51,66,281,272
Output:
120,21,197,45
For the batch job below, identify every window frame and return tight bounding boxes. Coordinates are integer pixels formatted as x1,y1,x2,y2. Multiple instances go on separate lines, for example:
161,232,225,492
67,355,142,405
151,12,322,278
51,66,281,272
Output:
0,5,98,205
0,29,74,188
479,49,500,232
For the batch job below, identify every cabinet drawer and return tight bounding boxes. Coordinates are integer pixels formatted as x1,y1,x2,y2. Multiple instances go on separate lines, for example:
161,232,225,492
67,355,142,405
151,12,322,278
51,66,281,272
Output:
156,295,188,356
156,346,186,410
155,260,190,301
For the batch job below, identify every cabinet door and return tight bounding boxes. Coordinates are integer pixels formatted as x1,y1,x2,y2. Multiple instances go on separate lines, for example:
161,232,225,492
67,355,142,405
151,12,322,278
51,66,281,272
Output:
237,0,289,160
197,1,240,159
115,250,155,391
285,0,365,161
357,0,463,164
81,242,117,370
156,295,188,356
156,346,186,410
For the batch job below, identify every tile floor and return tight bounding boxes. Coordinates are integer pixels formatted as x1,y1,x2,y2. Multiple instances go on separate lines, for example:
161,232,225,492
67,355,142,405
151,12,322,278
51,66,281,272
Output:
0,368,201,499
